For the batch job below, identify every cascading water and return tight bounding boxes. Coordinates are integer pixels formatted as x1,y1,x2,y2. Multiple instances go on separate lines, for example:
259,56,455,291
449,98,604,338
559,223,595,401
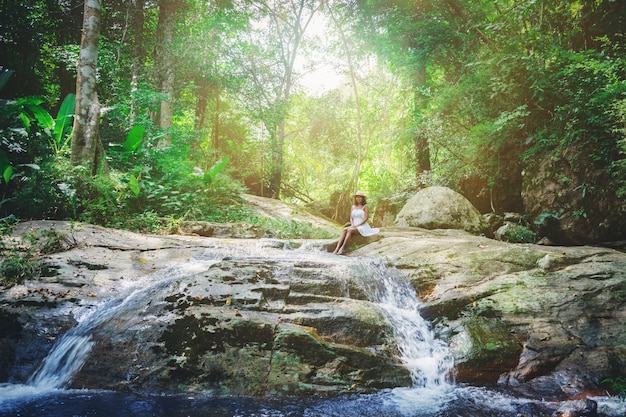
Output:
27,333,94,390
2,262,214,402
346,258,458,416
352,258,454,389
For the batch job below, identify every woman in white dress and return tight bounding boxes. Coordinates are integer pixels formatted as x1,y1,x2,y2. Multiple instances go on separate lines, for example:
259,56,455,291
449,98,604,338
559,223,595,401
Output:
333,190,380,255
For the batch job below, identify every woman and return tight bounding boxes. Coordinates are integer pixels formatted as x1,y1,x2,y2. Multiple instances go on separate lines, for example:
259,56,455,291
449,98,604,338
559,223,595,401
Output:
333,191,380,255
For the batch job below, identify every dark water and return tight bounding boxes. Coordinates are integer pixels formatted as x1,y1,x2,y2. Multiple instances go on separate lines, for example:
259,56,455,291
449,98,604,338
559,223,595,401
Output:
0,385,559,417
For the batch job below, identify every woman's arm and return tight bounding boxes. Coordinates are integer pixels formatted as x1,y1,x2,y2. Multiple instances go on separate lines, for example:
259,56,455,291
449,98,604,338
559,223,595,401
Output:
349,206,355,227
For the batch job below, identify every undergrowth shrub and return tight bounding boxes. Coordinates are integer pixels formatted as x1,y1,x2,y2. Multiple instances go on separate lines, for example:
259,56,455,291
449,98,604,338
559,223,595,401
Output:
0,227,74,288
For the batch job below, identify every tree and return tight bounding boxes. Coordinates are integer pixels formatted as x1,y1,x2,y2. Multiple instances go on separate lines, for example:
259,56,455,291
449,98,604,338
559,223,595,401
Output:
353,0,437,185
236,0,321,198
327,6,364,194
71,0,104,174
129,0,146,126
154,0,186,143
174,0,248,162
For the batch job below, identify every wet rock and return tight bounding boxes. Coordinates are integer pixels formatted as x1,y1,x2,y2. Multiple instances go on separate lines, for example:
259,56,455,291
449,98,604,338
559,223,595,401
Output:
357,228,626,399
1,218,625,401
552,398,598,417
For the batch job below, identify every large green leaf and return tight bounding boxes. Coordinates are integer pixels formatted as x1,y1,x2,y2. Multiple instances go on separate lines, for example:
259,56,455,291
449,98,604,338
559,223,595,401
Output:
2,165,13,184
128,174,141,196
0,149,10,185
53,94,76,146
22,99,53,131
124,125,145,154
205,157,230,184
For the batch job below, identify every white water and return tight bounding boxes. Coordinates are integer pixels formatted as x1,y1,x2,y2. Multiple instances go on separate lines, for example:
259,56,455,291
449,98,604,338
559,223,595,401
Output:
1,261,215,406
353,258,454,388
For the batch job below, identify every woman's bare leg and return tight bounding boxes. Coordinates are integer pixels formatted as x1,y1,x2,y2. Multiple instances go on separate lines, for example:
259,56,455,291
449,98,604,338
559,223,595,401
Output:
336,230,353,254
333,229,348,254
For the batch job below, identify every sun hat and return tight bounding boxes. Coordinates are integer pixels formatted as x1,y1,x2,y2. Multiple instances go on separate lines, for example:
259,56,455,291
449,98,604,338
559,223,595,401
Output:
354,190,367,197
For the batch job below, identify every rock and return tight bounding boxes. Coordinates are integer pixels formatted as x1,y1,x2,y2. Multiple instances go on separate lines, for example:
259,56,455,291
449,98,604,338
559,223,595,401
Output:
552,398,598,417
0,224,407,396
177,221,261,238
521,143,626,245
2,215,626,401
241,193,341,238
394,186,489,235
371,192,412,227
483,212,505,232
356,227,626,399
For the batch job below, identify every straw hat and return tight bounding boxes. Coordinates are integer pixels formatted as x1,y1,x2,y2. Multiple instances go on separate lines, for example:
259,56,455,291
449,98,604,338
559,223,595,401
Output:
354,190,367,197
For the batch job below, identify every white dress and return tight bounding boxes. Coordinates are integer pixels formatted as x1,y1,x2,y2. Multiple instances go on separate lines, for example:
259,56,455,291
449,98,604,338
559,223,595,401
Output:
351,208,380,237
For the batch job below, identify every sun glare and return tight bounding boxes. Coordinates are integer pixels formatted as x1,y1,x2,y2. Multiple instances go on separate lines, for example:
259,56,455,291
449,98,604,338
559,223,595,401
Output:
296,14,345,96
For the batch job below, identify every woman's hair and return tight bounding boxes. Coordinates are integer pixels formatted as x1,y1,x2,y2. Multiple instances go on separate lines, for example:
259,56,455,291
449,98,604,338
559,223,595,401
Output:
354,195,367,205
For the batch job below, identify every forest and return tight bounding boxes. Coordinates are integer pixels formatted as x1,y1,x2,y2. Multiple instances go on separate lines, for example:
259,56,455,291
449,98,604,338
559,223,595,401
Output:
0,0,625,240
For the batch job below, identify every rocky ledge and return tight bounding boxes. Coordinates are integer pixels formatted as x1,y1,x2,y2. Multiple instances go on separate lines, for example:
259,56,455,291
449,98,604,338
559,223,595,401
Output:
0,219,625,403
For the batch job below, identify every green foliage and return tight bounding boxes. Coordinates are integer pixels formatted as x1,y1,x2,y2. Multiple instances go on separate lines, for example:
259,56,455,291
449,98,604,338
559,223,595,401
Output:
2,0,625,241
613,98,626,198
0,85,75,204
124,125,145,155
0,215,20,236
0,227,74,288
602,376,626,398
1,92,75,157
0,253,39,287
499,224,538,244
249,216,335,239
529,48,626,160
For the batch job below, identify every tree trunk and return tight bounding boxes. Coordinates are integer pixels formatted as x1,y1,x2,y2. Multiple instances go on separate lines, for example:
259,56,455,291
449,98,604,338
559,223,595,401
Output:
194,79,209,131
213,83,220,155
259,0,319,199
330,9,364,194
71,0,104,175
413,65,431,183
269,121,285,199
154,0,180,145
129,0,145,126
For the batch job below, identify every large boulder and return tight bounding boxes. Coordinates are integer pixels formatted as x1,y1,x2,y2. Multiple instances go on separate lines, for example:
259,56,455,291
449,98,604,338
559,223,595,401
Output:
371,191,412,227
394,186,488,235
0,222,408,396
521,143,626,245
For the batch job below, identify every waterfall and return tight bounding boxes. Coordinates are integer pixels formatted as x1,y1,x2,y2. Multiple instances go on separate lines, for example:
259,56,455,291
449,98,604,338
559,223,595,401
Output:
353,259,454,388
27,334,94,390
25,262,212,391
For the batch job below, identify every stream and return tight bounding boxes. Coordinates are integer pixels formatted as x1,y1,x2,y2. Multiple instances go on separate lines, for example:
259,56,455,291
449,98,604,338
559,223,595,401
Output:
0,241,621,416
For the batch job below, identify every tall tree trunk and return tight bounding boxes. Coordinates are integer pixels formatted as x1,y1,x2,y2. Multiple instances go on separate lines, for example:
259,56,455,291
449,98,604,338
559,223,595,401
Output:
194,79,209,131
129,0,145,126
413,64,431,184
213,83,220,157
263,0,319,199
71,0,104,175
269,121,285,199
154,0,180,145
329,9,363,194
